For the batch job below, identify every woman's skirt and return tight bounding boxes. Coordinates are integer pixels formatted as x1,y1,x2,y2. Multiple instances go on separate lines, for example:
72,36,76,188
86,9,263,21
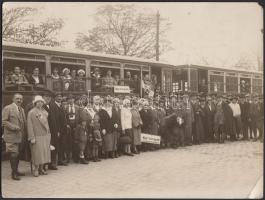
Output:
103,133,114,152
132,126,142,145
30,134,51,165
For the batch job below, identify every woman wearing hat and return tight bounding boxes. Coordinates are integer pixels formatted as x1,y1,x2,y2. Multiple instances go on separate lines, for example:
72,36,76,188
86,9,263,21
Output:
62,68,73,91
120,99,134,156
75,69,86,91
27,96,51,177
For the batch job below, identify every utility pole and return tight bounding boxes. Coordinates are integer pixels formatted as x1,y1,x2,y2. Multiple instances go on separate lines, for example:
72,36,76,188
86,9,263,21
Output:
156,11,160,61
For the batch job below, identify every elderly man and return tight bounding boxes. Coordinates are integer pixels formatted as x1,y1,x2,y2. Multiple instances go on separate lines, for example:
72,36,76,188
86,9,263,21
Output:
2,93,27,180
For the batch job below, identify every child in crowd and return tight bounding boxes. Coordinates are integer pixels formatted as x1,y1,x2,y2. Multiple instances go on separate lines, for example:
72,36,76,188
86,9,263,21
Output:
91,114,102,162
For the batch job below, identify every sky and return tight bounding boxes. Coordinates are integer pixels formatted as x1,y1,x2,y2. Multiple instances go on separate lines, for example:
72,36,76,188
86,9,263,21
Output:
3,2,263,70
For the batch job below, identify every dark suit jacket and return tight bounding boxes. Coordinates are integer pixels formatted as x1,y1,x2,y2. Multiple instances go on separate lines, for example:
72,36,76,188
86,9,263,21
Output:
112,107,121,131
98,109,115,133
240,102,250,122
139,109,152,133
49,101,66,146
28,75,44,85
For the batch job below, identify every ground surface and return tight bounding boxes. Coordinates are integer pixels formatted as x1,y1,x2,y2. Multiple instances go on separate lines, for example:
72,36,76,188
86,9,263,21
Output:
1,141,263,198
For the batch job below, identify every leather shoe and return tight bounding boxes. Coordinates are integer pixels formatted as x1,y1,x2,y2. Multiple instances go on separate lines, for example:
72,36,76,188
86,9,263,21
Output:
125,152,134,156
58,161,68,166
39,170,48,175
12,172,21,181
16,171,25,176
80,158,88,164
48,165,58,170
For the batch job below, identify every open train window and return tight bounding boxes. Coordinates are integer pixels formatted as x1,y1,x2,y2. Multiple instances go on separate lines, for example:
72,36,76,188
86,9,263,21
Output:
50,63,86,92
3,59,46,91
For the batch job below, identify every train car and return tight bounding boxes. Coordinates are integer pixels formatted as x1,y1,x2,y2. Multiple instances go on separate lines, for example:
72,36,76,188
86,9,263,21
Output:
2,41,174,107
171,64,263,95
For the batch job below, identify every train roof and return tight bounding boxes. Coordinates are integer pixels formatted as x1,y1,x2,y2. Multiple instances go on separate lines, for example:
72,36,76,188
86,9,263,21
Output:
2,41,172,67
2,41,263,74
188,64,263,74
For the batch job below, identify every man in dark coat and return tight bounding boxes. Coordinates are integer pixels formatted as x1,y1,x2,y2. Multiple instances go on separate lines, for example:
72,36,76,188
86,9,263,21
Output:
239,94,251,140
204,96,216,142
222,96,234,141
65,94,80,163
139,101,153,151
193,98,206,144
249,96,260,140
48,92,68,169
183,94,194,146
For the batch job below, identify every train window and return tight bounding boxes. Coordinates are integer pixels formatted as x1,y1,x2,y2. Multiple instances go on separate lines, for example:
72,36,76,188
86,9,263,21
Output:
198,69,208,93
226,76,238,93
239,78,251,93
3,52,45,61
252,79,262,93
3,59,46,91
190,69,198,92
50,63,86,92
172,69,188,92
51,56,86,64
162,69,172,95
90,66,120,94
209,75,224,93
91,60,121,68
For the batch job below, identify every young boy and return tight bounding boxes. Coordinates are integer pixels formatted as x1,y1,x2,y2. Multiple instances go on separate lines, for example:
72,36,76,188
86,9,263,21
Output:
91,114,102,162
75,121,90,164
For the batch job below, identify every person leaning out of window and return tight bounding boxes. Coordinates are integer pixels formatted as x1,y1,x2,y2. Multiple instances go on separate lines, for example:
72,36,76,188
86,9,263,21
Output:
28,67,44,86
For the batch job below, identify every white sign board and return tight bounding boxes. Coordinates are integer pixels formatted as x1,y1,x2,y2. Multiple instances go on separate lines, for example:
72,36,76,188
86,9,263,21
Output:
114,86,130,93
141,133,161,144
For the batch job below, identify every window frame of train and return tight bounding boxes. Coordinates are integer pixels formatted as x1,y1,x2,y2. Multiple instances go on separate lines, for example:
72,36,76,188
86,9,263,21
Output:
208,70,225,93
239,73,252,94
225,72,238,94
3,50,46,91
172,68,188,93
161,67,172,95
124,63,149,96
252,74,263,94
49,55,86,93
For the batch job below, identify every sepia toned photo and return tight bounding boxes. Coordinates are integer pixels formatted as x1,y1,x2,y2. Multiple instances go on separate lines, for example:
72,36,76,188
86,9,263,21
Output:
1,2,263,198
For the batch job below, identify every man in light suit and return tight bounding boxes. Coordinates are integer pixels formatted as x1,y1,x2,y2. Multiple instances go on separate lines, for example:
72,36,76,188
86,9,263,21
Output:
2,93,27,180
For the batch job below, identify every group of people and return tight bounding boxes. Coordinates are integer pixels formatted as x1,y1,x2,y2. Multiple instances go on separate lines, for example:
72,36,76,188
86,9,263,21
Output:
2,91,263,181
5,66,44,86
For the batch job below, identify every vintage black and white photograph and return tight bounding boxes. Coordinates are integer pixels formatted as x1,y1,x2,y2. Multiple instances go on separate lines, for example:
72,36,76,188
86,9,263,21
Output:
1,2,263,198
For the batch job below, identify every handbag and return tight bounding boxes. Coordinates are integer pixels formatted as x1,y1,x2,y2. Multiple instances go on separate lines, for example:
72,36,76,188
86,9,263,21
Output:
119,135,132,144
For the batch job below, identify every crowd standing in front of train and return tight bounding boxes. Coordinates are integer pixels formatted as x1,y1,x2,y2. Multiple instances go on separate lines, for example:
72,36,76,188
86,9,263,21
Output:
2,89,263,181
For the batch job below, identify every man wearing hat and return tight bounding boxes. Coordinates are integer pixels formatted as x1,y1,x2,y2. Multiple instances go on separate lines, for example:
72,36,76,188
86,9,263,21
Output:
229,96,242,141
204,96,216,142
49,92,68,169
249,95,261,141
183,94,194,146
91,67,102,92
239,94,251,140
65,94,80,163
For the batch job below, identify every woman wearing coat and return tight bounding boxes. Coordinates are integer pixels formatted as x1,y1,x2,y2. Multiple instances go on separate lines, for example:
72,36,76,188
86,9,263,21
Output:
27,96,51,177
98,96,116,159
131,99,143,154
112,98,122,157
121,99,134,156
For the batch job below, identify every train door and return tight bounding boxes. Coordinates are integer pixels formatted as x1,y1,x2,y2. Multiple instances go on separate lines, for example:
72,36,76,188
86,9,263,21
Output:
161,68,172,95
190,68,198,92
198,69,208,93
239,74,251,94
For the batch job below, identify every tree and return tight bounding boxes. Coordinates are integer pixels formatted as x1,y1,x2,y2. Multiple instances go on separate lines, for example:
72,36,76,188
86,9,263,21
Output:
3,6,65,47
75,4,172,59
